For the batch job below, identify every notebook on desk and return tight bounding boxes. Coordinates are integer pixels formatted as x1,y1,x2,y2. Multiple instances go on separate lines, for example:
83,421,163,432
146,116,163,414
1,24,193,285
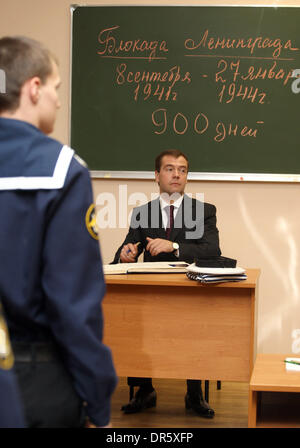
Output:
186,263,247,284
103,261,189,275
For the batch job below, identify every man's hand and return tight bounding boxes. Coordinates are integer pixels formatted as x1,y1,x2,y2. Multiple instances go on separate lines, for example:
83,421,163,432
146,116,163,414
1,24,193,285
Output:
146,237,173,256
120,242,140,263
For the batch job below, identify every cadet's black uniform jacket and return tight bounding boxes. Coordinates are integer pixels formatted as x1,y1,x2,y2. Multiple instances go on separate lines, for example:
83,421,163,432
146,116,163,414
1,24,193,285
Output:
0,118,117,427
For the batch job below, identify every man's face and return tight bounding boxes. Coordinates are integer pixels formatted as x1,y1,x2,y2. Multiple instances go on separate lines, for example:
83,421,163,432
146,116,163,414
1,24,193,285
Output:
37,60,61,134
155,155,188,196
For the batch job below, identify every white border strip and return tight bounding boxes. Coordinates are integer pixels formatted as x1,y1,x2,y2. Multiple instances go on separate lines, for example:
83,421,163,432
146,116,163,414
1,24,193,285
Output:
0,145,74,190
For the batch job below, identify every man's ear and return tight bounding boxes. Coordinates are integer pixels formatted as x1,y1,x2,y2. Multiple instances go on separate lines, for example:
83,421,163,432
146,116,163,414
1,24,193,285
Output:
155,170,160,184
26,76,42,104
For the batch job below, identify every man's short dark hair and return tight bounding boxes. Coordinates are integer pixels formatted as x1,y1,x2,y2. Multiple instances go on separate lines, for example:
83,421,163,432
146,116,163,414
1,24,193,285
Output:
155,150,189,172
0,36,56,113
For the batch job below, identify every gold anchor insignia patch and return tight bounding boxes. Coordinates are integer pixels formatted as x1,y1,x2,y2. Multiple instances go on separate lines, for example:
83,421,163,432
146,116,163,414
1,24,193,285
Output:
85,204,99,240
0,304,14,370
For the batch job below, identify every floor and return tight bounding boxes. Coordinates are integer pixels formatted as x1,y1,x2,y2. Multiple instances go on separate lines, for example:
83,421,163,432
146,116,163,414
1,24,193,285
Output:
110,377,249,428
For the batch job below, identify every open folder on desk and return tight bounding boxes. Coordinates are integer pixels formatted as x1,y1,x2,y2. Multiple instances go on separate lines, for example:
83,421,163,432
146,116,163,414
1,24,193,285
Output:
103,261,189,275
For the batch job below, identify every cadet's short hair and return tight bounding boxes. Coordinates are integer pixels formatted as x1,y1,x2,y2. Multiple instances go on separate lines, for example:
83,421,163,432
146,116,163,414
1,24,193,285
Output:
0,36,57,113
155,150,189,172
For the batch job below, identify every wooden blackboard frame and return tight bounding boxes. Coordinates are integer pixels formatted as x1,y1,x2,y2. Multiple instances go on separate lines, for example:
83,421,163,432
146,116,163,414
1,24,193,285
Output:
88,169,300,182
70,4,300,182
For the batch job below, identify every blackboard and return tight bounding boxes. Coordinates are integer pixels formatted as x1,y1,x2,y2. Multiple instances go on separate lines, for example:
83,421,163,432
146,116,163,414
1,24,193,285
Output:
70,5,300,180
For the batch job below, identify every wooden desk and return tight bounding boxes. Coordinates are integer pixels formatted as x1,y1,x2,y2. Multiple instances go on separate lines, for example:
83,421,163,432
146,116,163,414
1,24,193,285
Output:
248,353,300,428
103,269,260,381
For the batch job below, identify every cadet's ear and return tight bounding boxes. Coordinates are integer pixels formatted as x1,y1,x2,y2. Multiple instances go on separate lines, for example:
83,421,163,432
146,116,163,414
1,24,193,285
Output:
24,76,42,105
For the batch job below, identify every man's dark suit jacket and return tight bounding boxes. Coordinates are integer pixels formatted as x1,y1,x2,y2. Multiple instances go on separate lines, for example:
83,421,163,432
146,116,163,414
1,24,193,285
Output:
112,195,221,264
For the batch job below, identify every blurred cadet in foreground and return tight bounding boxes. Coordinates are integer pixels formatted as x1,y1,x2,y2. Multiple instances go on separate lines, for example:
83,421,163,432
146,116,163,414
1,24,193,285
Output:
0,36,117,427
0,303,25,428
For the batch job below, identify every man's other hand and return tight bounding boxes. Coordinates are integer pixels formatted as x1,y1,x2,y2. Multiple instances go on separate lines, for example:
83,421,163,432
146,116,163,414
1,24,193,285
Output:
146,237,173,256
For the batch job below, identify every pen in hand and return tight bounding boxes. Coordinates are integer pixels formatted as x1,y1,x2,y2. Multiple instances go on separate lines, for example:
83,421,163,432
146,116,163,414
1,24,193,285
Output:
120,242,141,263
126,241,141,254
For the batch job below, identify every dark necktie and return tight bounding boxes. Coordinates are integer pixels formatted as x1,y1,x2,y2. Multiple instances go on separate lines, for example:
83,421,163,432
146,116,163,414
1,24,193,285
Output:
165,205,174,240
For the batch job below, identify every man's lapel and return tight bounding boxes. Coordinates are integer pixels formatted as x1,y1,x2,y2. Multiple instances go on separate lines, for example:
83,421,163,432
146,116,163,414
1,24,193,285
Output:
169,195,187,241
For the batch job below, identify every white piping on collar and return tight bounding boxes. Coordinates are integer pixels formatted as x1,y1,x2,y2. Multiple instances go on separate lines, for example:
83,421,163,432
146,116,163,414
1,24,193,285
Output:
0,145,74,190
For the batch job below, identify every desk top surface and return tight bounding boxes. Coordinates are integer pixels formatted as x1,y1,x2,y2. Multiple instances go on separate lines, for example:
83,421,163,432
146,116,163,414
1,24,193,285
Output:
105,268,260,288
250,354,300,392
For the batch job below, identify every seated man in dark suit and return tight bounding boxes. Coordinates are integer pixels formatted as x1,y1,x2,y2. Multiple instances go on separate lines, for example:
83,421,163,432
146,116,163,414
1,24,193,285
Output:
112,149,221,418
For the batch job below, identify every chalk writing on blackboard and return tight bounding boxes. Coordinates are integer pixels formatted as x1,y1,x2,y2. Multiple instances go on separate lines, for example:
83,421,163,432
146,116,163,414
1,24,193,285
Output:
97,27,298,100
97,25,169,61
151,108,264,143
95,25,299,142
184,29,299,59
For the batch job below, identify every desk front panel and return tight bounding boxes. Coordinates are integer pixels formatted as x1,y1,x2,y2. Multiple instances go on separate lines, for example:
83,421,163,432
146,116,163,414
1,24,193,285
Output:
103,283,255,381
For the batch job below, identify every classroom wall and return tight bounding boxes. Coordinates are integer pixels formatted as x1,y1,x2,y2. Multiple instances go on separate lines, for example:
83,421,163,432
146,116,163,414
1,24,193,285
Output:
1,0,300,356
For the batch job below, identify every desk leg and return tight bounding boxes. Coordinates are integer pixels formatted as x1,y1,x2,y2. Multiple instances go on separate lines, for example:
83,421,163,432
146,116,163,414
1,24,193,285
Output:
205,380,209,402
130,386,134,400
248,389,257,428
